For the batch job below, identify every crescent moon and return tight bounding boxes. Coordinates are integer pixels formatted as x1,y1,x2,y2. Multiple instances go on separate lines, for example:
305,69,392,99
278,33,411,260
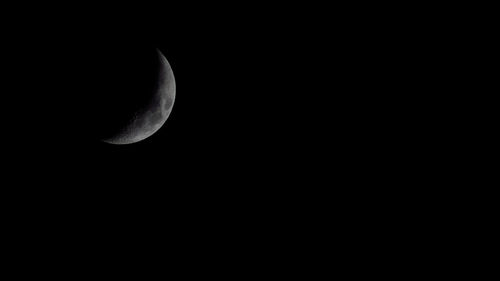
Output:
102,49,176,145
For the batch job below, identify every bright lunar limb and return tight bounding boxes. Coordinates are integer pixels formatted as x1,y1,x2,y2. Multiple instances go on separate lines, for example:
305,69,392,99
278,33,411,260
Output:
102,49,176,145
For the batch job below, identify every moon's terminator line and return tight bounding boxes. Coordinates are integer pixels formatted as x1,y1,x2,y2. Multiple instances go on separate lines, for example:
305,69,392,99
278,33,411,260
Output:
102,49,176,145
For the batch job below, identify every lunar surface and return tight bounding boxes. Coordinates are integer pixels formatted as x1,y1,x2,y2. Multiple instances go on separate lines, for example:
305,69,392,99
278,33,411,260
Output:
102,49,176,145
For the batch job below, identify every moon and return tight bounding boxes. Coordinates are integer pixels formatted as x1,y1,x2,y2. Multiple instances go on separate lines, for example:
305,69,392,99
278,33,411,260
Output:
101,49,176,145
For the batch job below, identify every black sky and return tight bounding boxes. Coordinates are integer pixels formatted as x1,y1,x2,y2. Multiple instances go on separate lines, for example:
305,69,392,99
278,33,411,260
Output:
3,4,324,214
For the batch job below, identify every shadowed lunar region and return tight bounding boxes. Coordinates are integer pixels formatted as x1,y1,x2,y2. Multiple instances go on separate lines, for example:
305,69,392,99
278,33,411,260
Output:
102,49,176,145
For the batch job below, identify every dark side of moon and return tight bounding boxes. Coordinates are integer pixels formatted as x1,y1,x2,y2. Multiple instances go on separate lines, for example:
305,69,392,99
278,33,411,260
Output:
68,46,177,145
100,49,176,145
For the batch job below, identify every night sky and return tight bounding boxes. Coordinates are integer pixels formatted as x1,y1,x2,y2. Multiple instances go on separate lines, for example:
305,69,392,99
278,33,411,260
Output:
4,4,314,214
1,4,426,266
